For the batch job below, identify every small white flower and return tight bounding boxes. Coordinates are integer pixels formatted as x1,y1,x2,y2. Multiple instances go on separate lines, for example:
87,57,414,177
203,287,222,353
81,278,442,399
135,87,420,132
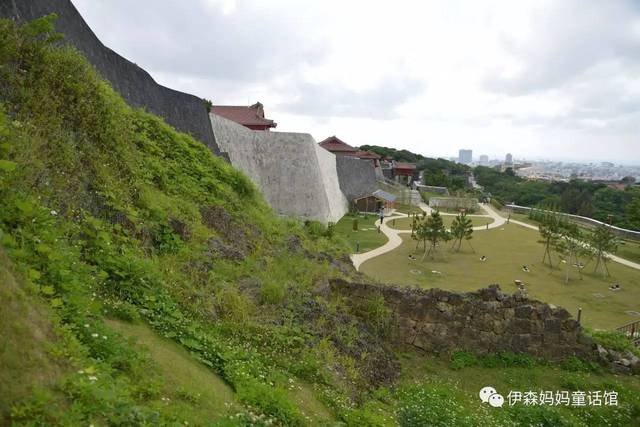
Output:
50,210,57,216
88,376,97,381
78,370,84,374
102,335,107,340
84,324,89,328
91,333,99,338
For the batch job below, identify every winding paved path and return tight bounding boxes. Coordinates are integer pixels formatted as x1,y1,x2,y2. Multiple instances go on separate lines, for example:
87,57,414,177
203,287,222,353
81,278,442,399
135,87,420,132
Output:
350,203,505,270
350,202,640,272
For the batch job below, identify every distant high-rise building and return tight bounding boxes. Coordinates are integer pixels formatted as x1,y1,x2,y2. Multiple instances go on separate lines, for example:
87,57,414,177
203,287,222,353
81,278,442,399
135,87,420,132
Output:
459,149,472,164
479,154,489,165
505,153,513,165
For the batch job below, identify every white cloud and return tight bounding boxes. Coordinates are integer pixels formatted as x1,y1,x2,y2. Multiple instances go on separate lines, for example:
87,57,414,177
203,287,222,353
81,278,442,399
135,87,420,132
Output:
72,0,640,163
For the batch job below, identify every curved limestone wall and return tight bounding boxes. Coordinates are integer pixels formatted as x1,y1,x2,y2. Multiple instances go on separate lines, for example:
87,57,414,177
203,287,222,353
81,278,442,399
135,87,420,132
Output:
210,114,348,223
0,0,219,153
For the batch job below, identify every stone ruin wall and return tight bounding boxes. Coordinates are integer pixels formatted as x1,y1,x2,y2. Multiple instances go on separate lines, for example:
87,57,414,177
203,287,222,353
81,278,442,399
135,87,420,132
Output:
330,279,596,361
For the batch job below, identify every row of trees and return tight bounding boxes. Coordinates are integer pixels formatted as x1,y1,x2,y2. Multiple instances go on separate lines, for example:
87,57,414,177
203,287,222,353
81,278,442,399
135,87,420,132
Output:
538,210,619,282
410,210,474,260
474,166,640,230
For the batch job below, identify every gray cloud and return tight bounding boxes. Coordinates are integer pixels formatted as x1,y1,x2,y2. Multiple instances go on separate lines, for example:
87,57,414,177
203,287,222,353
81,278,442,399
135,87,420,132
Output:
73,0,328,83
281,77,426,119
485,0,640,95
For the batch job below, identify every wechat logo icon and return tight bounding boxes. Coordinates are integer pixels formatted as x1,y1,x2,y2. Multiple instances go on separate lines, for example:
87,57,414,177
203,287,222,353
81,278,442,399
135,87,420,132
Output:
479,386,504,408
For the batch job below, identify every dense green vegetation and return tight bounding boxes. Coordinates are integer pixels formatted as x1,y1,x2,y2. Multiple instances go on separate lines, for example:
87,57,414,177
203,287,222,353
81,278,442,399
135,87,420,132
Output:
1,15,639,427
475,166,640,230
0,16,399,425
359,145,471,191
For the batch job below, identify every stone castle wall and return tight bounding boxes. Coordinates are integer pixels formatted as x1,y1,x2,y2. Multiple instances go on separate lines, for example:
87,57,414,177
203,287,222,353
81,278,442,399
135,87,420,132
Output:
210,113,349,223
330,279,596,361
0,0,219,154
335,156,379,201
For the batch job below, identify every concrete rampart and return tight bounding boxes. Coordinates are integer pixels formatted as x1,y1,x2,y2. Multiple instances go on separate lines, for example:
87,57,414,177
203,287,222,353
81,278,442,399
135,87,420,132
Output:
0,0,219,153
210,113,348,223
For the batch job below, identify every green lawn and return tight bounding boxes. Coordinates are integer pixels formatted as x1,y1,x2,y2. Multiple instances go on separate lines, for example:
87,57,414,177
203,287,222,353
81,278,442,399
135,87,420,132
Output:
360,223,640,329
503,211,640,264
335,214,388,253
618,239,640,263
387,215,494,230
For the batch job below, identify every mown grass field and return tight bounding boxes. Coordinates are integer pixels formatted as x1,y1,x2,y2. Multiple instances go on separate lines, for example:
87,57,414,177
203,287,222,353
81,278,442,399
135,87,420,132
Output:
387,215,495,230
335,214,388,253
360,223,640,329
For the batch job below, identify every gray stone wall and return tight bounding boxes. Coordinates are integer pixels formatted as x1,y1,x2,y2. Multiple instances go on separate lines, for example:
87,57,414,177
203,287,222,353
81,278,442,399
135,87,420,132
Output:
330,279,596,361
0,0,219,153
429,197,479,210
210,113,348,223
335,156,379,201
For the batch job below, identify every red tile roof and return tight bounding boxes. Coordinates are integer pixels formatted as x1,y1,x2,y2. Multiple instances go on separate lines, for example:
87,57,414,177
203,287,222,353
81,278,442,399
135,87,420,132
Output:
354,150,381,159
211,102,276,128
318,136,358,153
394,162,416,170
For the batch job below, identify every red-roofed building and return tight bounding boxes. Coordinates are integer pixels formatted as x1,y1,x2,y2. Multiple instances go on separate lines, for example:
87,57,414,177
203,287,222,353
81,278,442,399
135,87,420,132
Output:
319,137,384,169
318,136,358,156
210,102,276,131
392,161,420,184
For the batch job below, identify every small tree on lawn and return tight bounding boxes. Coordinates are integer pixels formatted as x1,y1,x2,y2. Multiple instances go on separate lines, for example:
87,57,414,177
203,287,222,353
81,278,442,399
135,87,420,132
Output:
538,210,561,269
451,210,474,252
590,223,618,278
554,222,588,283
414,210,451,260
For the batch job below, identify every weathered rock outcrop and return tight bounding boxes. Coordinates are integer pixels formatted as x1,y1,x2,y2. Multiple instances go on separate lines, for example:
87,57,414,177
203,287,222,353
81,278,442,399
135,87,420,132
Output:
330,280,597,361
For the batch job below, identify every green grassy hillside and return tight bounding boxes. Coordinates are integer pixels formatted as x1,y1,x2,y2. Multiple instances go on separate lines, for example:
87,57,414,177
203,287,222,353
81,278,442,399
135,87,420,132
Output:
0,16,398,425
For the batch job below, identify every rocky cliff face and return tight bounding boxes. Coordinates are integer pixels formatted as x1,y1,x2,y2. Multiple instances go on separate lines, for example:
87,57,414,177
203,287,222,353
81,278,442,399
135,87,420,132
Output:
330,280,597,361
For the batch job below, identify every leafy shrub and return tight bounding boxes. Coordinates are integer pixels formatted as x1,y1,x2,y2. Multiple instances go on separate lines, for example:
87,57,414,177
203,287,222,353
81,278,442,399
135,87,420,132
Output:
235,378,304,426
480,352,535,368
560,356,600,373
450,351,478,370
260,280,287,305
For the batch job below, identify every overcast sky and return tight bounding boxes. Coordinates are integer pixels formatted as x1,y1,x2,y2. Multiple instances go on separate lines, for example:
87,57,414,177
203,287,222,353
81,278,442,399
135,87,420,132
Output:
72,0,640,164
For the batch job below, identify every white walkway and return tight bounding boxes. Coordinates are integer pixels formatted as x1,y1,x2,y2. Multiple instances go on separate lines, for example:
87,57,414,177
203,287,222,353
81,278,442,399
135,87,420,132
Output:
350,202,640,272
350,203,505,270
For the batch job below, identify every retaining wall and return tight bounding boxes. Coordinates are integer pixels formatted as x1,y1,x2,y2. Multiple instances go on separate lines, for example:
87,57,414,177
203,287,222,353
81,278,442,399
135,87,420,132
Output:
330,280,596,361
429,197,479,210
210,113,348,223
0,0,219,153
